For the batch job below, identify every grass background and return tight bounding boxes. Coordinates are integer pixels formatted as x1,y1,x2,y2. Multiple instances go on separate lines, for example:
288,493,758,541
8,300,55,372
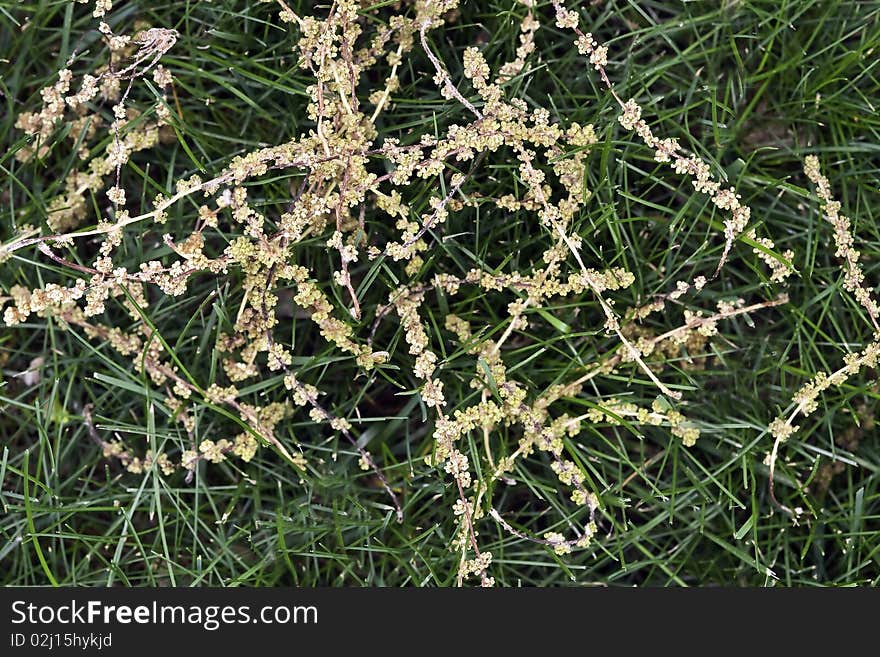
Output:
1,0,879,586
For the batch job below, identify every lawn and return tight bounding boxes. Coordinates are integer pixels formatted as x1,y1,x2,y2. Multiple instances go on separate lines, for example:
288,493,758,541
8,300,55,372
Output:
2,0,879,586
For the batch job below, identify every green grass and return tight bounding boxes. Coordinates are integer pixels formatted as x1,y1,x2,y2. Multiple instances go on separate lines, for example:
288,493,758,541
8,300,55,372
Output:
2,0,880,586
